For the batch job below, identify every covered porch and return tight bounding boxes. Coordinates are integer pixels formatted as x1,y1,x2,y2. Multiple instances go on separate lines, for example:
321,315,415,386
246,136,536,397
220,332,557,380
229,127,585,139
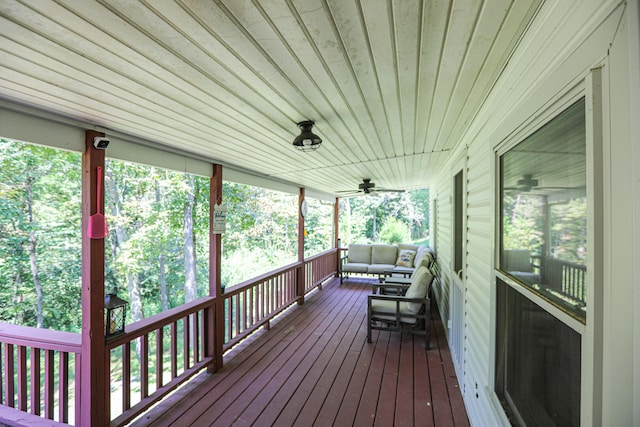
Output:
131,277,467,427
0,242,468,426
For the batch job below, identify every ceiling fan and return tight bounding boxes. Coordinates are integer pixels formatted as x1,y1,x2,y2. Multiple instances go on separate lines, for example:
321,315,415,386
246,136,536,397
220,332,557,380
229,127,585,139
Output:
504,174,583,192
337,178,405,196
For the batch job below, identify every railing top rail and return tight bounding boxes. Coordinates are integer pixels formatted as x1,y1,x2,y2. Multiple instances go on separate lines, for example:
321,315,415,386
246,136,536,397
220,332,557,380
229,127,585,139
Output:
223,261,301,297
106,296,215,349
304,248,337,261
0,323,81,352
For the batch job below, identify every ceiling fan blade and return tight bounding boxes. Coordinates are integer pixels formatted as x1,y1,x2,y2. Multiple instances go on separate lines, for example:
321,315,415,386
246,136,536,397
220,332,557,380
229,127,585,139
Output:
372,188,405,193
534,185,584,190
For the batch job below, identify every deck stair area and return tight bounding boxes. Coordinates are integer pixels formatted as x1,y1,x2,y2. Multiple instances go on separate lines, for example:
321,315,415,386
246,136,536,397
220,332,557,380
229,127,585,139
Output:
131,277,469,427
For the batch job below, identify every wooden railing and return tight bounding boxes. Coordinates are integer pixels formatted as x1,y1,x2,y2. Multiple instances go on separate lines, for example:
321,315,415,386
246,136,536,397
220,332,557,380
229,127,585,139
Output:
0,324,81,425
105,297,215,426
303,248,338,293
0,249,339,426
542,256,587,305
222,249,337,352
222,262,299,351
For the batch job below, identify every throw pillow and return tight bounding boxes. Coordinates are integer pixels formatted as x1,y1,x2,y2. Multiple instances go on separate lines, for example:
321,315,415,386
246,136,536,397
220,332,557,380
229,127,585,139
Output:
396,249,417,267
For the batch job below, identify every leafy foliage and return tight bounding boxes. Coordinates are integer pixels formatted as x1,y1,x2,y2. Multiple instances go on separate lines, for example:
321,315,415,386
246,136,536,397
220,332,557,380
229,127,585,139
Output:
379,217,410,244
1,139,431,334
339,189,429,245
0,139,82,331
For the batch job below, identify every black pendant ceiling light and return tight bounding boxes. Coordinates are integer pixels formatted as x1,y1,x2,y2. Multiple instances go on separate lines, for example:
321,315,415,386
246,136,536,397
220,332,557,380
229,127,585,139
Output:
292,120,322,151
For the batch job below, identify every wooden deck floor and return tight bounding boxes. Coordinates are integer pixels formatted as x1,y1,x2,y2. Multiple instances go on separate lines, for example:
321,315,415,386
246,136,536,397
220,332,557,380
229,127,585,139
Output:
130,277,469,427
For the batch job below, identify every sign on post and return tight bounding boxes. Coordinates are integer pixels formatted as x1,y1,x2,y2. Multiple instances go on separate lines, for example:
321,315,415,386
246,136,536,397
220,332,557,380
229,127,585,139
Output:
213,204,227,234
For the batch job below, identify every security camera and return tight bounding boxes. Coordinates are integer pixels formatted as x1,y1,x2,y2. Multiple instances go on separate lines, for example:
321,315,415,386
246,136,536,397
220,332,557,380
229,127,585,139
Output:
93,136,110,150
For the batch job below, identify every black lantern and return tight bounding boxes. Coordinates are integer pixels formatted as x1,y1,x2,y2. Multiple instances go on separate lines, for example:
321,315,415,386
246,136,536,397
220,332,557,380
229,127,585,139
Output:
104,292,128,338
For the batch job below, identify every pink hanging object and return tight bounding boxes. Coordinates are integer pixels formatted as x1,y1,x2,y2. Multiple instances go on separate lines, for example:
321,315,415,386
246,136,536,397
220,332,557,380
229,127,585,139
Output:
87,166,108,239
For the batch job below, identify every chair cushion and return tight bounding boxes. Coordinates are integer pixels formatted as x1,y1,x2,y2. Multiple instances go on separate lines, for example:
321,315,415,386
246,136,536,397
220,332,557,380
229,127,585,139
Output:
371,244,397,264
367,264,396,274
348,244,372,264
404,266,433,313
342,263,369,273
396,249,417,267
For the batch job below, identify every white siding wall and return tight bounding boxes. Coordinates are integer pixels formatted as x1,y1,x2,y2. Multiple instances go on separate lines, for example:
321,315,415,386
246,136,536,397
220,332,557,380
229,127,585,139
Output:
429,0,638,425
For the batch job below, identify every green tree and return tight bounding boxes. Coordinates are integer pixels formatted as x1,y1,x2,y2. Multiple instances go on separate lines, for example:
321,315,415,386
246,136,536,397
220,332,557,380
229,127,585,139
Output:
379,217,410,244
0,139,82,331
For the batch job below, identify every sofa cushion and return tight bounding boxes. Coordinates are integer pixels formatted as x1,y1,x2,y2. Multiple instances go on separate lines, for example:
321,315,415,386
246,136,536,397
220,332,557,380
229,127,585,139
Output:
413,247,433,270
371,244,397,265
342,263,369,273
396,249,417,267
367,264,396,274
348,244,372,264
398,243,420,253
404,266,433,313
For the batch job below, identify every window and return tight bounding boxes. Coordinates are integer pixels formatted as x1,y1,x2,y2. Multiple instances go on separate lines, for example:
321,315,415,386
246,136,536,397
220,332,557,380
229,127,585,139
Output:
499,98,587,319
496,98,586,426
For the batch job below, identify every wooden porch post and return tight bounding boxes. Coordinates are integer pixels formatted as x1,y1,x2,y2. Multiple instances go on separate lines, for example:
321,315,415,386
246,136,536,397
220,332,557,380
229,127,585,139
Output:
80,130,108,427
334,197,340,248
297,189,305,305
334,197,340,270
210,164,224,372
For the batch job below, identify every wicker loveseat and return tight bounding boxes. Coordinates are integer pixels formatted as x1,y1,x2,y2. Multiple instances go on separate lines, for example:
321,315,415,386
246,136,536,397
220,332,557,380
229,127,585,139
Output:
339,243,433,284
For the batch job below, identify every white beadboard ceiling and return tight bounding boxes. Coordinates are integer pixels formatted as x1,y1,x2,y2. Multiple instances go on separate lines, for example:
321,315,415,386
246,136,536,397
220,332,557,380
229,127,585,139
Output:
0,0,542,196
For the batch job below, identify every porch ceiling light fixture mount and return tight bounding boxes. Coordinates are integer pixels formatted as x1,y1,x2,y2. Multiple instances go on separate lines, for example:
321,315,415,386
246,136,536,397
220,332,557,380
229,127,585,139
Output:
292,120,322,151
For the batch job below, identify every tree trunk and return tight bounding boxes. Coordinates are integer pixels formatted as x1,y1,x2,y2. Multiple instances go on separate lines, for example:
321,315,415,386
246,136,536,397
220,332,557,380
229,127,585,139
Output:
105,170,144,323
345,198,352,243
155,176,169,311
184,175,197,303
25,177,43,328
159,253,168,311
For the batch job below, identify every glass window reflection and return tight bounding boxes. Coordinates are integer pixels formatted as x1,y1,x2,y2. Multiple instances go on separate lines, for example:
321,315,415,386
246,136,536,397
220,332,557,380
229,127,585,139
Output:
500,98,587,320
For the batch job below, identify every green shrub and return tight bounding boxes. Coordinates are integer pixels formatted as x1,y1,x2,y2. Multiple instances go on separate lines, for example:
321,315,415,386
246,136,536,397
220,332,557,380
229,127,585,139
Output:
379,217,410,244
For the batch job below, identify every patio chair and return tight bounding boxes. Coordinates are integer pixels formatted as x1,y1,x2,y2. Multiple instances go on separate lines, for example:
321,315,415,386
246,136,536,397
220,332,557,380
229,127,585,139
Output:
367,265,434,349
376,255,433,295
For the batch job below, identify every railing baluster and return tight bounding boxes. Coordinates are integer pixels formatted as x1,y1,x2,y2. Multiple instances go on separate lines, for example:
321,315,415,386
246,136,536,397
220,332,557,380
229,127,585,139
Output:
123,342,131,411
235,294,241,337
58,351,69,423
17,345,27,411
30,347,40,415
183,315,190,371
156,327,163,389
44,350,54,419
140,334,149,398
0,343,3,405
193,312,200,364
170,321,177,379
5,343,15,407
74,352,81,425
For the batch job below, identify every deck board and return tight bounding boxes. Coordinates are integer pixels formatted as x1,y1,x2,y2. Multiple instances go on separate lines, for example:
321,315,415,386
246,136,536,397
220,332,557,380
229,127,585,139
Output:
131,278,469,427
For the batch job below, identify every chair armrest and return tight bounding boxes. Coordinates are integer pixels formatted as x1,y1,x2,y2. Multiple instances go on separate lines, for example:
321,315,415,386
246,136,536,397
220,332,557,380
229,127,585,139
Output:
382,269,412,279
372,283,411,295
367,294,429,304
382,276,411,285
